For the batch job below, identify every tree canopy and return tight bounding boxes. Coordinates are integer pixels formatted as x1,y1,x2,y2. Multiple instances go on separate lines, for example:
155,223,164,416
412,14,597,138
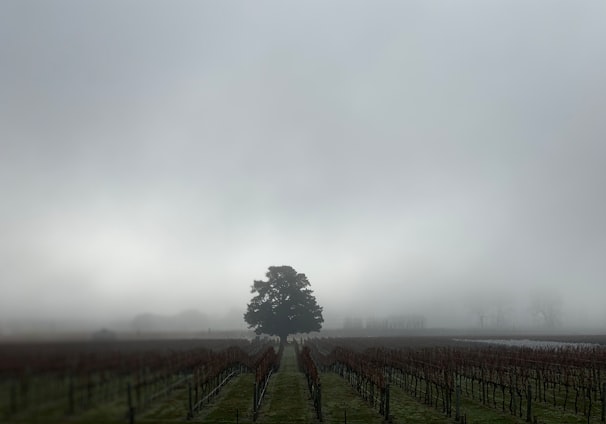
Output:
244,265,323,344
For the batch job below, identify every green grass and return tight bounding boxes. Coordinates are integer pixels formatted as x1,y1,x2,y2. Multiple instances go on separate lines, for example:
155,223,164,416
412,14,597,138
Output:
319,373,385,424
197,373,255,423
457,396,525,424
387,385,451,424
455,377,601,424
386,375,604,424
255,345,315,424
4,355,605,424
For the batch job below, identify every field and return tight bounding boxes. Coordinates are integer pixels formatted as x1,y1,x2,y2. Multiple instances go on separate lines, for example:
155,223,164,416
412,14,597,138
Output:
1,335,606,423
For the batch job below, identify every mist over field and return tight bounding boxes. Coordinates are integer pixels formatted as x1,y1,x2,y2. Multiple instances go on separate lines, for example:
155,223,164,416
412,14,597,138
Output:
1,1,606,336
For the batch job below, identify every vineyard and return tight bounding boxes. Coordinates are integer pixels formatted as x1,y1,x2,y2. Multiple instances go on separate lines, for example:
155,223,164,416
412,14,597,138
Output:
0,338,279,423
1,335,606,423
303,336,606,423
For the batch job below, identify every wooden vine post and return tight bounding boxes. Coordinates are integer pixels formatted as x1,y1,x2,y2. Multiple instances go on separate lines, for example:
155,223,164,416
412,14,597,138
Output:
385,383,390,421
10,384,17,416
68,376,75,415
253,382,258,418
455,384,461,421
187,382,193,419
127,382,135,424
316,383,323,421
526,384,532,422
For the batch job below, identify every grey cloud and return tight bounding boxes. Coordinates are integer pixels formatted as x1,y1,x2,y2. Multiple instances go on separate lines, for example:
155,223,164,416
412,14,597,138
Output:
1,1,605,331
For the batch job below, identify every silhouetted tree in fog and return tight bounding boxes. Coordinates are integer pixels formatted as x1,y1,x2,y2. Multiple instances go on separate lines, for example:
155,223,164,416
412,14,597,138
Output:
244,265,323,346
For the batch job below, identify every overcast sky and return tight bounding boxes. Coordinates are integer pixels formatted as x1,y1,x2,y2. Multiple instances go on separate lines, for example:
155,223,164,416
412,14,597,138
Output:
1,1,605,330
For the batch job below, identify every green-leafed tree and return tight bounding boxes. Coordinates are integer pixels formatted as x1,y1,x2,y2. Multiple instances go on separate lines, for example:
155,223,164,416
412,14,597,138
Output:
244,265,323,346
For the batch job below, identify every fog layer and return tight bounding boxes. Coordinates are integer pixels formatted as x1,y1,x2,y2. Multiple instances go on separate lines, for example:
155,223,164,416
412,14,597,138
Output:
1,1,605,332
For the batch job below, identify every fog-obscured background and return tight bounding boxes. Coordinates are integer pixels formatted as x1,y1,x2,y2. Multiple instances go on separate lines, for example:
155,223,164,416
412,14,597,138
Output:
2,1,605,337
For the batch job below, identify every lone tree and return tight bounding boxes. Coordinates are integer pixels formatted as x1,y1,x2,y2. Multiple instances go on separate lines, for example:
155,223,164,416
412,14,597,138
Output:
244,265,323,345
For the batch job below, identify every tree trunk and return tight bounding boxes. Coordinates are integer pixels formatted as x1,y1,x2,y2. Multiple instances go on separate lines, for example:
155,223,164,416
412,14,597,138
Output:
279,334,288,348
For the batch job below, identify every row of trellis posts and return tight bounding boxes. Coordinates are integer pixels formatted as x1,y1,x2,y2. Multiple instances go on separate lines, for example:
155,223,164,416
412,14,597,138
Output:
304,341,606,424
252,343,281,421
121,344,280,423
125,343,606,424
